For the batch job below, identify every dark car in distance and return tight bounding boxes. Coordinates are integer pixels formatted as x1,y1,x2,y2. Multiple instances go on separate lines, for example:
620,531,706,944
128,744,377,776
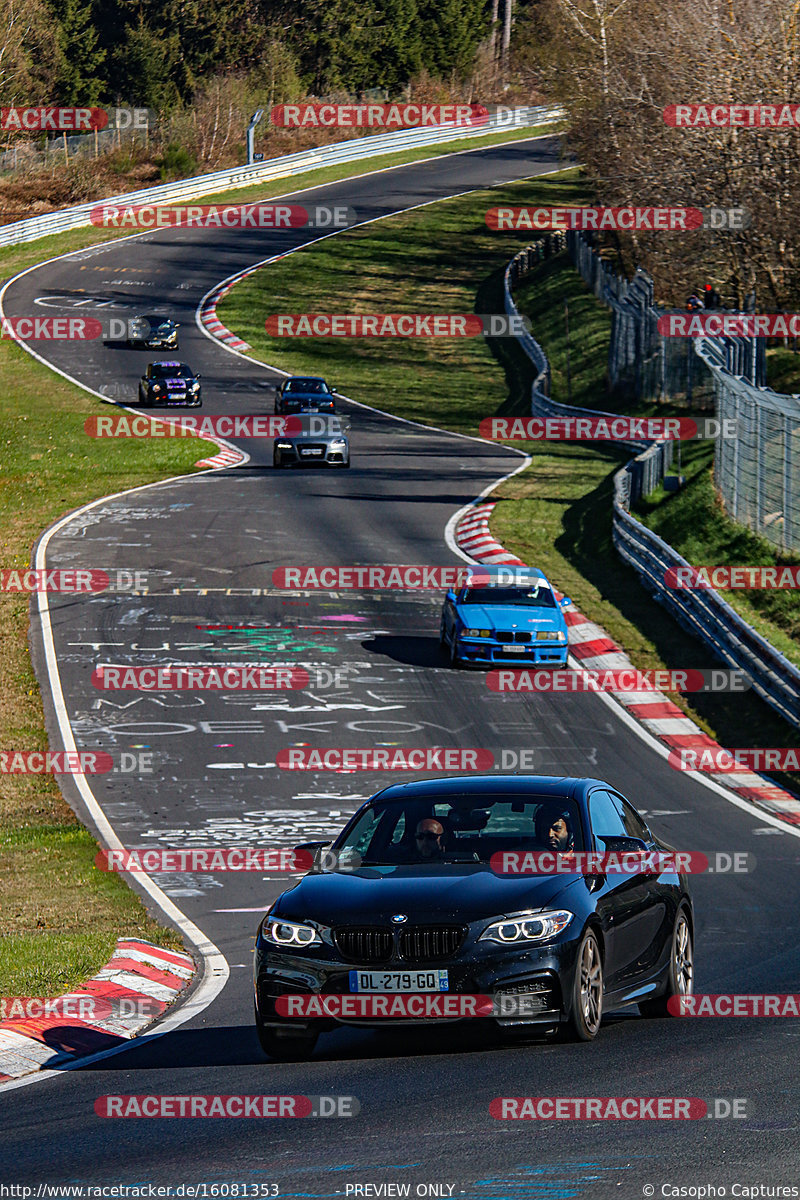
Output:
274,376,337,415
254,775,694,1059
127,314,180,350
138,361,201,407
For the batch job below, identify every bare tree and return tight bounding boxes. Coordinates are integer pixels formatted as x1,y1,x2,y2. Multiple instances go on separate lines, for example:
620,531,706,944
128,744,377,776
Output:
531,0,800,307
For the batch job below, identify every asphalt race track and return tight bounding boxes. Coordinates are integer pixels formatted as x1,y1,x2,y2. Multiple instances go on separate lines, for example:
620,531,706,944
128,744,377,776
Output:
2,137,800,1196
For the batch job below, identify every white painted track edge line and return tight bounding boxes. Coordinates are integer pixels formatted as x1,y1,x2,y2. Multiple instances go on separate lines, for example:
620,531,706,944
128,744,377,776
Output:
0,502,234,1094
449,510,800,840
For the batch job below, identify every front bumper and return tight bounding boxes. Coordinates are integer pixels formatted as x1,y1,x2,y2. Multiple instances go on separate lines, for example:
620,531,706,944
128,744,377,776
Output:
275,443,348,465
254,928,581,1032
146,391,201,407
456,638,568,666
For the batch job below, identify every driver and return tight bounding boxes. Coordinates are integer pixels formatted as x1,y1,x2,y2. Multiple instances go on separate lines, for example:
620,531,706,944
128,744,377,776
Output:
414,818,446,859
534,804,575,853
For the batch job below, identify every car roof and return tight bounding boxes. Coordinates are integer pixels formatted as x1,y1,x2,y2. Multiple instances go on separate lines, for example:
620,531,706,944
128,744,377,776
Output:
372,775,606,803
458,572,551,592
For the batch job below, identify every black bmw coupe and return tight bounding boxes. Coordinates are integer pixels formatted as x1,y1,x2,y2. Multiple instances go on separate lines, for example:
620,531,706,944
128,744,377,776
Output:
253,775,694,1059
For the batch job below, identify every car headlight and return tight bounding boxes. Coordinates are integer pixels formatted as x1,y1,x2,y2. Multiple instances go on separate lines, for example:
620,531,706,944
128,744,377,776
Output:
329,438,346,446
152,384,163,392
189,381,200,391
261,916,321,947
536,630,564,641
463,628,492,638
479,910,573,944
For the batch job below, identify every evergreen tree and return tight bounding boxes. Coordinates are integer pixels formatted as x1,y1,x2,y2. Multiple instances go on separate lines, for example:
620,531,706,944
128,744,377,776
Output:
417,0,489,80
373,0,423,93
51,0,106,104
111,18,182,110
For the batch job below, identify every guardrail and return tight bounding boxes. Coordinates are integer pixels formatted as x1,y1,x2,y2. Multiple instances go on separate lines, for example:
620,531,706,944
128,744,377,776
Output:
612,494,800,727
503,241,673,502
0,106,564,248
503,242,800,729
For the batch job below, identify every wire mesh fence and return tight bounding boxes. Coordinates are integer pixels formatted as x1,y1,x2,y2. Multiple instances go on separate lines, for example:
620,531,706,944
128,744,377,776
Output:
504,238,800,728
694,341,800,553
565,230,800,553
566,230,765,408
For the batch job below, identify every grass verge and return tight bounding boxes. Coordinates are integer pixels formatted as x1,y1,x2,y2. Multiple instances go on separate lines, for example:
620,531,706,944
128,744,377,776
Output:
0,335,219,994
218,175,800,795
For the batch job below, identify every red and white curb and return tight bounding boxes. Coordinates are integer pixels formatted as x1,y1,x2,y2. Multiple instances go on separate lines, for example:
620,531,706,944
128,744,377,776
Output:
193,446,247,469
0,938,195,1082
199,259,278,351
455,502,526,566
455,501,800,827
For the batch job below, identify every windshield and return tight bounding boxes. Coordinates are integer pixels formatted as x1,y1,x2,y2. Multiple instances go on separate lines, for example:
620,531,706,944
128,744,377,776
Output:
151,363,191,378
285,378,328,393
289,414,349,438
459,585,557,608
334,794,584,865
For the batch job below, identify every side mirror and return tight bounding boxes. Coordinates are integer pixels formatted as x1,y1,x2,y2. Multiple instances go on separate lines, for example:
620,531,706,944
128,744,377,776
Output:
293,840,331,873
597,836,658,875
559,596,572,609
195,373,201,379
599,836,648,853
445,589,456,602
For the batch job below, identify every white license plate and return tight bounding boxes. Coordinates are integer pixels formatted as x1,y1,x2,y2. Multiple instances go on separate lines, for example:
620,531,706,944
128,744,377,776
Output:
168,393,185,400
349,970,449,993
504,645,527,653
301,448,323,456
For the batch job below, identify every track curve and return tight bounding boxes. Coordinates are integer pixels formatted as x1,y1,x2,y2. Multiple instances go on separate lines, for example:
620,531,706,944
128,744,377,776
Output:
1,137,799,1195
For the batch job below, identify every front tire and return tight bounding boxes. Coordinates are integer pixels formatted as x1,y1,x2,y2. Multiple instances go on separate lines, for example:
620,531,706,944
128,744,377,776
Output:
255,1013,318,1061
639,907,693,1018
566,929,603,1041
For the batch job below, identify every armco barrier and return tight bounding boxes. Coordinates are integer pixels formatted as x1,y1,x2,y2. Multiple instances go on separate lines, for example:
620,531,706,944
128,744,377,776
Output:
612,495,800,728
503,243,800,730
0,107,563,248
503,243,673,502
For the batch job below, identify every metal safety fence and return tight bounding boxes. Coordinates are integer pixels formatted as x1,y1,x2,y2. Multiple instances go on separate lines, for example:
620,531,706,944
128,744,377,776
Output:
695,338,800,554
503,241,674,502
566,230,800,555
503,241,800,729
566,229,765,406
0,105,563,247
